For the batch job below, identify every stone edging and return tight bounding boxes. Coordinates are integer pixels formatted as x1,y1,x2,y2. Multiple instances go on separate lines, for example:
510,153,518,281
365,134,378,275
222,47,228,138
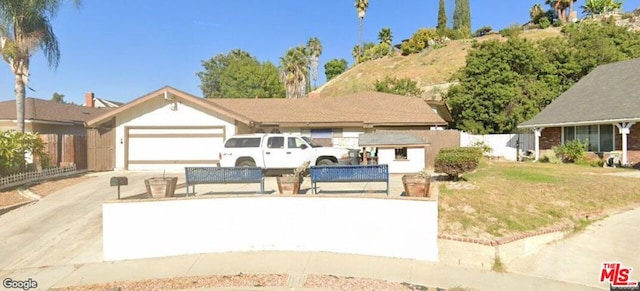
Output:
438,224,572,246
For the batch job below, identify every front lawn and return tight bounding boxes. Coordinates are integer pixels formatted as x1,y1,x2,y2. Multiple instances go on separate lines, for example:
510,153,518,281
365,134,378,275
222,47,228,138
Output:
438,160,640,239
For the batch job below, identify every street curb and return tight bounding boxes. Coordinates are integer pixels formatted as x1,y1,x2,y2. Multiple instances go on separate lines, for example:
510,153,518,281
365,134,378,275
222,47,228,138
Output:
17,187,42,201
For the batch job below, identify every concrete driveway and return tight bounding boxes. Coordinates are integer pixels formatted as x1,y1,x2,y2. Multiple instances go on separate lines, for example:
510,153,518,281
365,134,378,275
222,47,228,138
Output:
0,170,184,271
508,206,640,289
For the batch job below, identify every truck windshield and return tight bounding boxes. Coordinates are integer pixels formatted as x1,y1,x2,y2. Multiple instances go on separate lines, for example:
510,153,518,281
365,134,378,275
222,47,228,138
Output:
301,136,323,147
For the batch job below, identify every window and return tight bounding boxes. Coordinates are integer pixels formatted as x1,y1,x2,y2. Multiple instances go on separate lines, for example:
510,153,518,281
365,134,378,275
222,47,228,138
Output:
310,128,333,146
224,138,261,148
267,137,284,149
288,137,305,148
563,125,614,152
395,147,408,160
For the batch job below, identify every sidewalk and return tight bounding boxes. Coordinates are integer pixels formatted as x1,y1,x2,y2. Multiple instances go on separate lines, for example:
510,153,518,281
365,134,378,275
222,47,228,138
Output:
0,251,605,291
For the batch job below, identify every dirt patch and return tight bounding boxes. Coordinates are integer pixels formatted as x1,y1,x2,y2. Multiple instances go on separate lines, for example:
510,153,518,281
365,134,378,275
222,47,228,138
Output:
28,175,93,197
52,274,444,291
0,190,30,207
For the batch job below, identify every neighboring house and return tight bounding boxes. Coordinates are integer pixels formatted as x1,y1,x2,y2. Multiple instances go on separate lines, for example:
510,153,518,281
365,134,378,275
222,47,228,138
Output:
84,91,122,108
85,86,447,172
519,58,640,167
0,96,111,135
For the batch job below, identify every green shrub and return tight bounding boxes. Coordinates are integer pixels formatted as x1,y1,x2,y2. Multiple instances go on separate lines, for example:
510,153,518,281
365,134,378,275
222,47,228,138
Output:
473,26,493,37
439,147,483,159
0,130,48,176
499,24,523,38
552,139,587,163
401,28,440,55
538,17,551,29
361,43,392,62
435,149,481,180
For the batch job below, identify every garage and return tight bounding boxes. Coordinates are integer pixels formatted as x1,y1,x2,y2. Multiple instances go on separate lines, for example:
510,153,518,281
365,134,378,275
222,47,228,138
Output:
125,126,225,170
85,87,246,171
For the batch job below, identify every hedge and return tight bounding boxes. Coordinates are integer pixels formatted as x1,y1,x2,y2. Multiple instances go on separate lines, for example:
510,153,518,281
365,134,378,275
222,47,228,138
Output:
434,148,481,180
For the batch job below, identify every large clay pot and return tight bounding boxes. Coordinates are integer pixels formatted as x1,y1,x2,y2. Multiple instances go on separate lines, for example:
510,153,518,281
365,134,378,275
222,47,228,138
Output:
144,177,178,198
277,176,302,195
402,175,431,198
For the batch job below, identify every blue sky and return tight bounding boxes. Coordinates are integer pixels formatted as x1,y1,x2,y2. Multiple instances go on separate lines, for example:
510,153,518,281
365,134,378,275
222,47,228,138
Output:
1,0,639,104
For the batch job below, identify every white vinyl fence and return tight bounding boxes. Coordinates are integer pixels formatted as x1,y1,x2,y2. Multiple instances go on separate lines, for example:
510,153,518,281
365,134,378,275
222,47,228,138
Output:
461,133,535,161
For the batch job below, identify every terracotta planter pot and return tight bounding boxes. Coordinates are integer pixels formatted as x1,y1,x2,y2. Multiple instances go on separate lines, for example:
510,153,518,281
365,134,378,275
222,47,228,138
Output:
144,177,178,198
277,176,303,195
402,175,431,198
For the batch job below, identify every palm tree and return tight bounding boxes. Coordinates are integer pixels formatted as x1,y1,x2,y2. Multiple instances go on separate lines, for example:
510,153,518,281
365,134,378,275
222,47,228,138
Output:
279,46,309,99
352,45,361,64
545,0,564,22
530,3,544,23
354,0,369,63
378,27,393,46
0,0,81,133
306,37,322,90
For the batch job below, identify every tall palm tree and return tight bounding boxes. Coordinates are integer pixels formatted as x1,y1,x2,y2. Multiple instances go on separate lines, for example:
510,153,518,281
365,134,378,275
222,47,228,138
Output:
279,46,309,99
545,0,564,22
352,45,361,64
378,27,392,46
354,0,369,64
306,37,322,90
0,0,81,133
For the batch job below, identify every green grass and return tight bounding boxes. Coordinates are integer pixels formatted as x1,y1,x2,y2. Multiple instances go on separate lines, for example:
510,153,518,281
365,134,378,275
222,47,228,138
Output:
438,160,640,239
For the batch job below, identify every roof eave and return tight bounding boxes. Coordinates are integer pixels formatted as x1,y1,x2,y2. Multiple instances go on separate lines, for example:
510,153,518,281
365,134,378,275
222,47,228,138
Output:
518,117,640,129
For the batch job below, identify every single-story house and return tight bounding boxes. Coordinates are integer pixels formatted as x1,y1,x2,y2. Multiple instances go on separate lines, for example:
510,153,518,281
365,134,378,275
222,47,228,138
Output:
519,58,640,167
85,86,447,172
358,132,428,173
0,96,111,135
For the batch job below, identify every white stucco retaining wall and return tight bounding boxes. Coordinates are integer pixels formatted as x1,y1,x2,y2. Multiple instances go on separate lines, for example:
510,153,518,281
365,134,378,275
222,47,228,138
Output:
103,196,439,262
377,147,425,173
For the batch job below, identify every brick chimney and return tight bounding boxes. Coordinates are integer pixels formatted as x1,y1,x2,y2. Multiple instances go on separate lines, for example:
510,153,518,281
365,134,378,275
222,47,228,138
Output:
85,92,94,108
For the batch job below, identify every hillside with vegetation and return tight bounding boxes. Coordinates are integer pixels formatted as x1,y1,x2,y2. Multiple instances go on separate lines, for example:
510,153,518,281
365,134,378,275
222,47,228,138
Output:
316,28,563,99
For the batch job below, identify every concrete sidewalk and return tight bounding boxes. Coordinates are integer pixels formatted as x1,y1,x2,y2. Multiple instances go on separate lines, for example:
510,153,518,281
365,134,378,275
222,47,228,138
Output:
0,251,605,291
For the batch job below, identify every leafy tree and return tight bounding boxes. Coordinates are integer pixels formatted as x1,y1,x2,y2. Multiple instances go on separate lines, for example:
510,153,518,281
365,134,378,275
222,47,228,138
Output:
306,37,322,89
581,0,622,17
361,43,392,62
446,38,559,134
530,3,545,24
453,0,471,38
446,21,640,134
197,50,284,98
373,76,423,96
400,28,440,55
437,0,447,33
280,46,309,98
0,0,81,133
51,92,65,103
0,130,47,175
354,0,369,63
324,58,348,81
353,42,376,64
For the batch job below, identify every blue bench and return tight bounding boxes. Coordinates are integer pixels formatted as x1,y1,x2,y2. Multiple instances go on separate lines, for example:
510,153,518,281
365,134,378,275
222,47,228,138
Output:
310,164,389,195
184,167,264,196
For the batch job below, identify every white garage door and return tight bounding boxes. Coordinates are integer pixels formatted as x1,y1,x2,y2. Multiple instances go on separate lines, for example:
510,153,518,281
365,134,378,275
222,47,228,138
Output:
125,126,225,171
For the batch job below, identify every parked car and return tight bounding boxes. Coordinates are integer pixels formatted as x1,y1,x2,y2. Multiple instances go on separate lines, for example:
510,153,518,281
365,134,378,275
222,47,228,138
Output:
219,133,358,168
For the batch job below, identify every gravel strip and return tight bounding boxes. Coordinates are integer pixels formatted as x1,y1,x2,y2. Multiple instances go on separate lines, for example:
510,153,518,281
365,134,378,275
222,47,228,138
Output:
52,273,445,291
0,190,30,207
51,273,288,291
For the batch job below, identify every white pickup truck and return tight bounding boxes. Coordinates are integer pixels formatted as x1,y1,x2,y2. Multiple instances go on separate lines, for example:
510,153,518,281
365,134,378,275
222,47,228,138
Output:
219,133,355,168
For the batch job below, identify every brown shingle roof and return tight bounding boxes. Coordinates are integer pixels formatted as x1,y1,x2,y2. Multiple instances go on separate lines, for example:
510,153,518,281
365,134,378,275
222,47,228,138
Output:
207,91,447,127
0,98,112,124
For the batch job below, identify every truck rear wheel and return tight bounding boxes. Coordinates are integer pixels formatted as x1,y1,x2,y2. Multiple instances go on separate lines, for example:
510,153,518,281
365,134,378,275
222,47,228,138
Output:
237,160,256,167
317,159,335,166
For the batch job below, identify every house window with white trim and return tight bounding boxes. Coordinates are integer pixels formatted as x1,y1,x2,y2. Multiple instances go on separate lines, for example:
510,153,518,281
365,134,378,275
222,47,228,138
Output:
563,125,614,152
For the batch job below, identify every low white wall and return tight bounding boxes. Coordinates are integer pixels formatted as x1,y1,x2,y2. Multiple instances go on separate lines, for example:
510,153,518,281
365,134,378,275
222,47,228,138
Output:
460,133,535,161
103,197,439,262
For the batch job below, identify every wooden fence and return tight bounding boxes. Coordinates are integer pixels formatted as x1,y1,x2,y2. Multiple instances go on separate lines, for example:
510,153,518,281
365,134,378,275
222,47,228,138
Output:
39,134,87,170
